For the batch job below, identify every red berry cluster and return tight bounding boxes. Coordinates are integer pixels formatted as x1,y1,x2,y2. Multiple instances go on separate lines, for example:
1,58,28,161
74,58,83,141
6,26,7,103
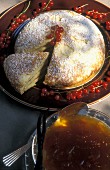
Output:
0,14,28,50
73,4,88,14
73,4,110,32
47,25,64,46
9,14,28,32
33,0,54,17
106,21,110,31
40,70,110,102
66,76,109,101
0,32,11,49
74,7,84,14
0,0,54,50
41,88,61,100
86,10,107,20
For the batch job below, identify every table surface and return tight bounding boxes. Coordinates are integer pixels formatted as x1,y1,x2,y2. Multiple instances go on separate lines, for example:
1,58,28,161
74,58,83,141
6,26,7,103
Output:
0,0,110,170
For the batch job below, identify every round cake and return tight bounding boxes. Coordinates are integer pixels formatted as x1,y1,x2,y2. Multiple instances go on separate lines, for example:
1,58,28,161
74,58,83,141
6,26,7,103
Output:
43,111,110,170
14,10,105,89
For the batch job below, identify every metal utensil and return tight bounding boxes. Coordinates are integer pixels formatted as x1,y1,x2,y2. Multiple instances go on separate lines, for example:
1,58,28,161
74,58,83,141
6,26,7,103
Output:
3,142,32,167
3,129,36,167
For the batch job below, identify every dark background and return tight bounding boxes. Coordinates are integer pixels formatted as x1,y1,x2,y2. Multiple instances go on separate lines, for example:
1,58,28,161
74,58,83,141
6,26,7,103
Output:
0,90,41,170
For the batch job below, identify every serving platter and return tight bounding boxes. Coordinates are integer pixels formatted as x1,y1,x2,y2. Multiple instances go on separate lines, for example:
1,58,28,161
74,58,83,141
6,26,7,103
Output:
0,0,110,111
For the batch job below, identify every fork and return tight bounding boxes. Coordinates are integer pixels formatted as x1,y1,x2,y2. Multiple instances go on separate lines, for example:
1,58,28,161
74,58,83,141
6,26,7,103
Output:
3,141,32,167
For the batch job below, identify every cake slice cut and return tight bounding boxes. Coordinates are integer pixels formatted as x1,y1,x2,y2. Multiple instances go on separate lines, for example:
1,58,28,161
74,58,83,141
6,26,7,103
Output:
14,10,105,89
3,52,49,94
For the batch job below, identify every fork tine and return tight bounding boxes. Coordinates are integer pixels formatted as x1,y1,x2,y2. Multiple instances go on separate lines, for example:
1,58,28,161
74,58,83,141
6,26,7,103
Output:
3,143,30,159
3,155,19,167
3,153,19,163
3,143,30,160
3,142,31,166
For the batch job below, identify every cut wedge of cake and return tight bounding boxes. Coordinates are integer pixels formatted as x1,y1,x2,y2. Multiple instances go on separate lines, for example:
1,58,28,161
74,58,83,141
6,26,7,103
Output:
3,52,49,94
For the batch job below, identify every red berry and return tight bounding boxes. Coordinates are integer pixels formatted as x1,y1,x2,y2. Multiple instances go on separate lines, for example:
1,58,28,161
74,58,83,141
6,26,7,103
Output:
88,85,95,90
0,37,4,42
20,19,24,23
56,37,61,42
66,93,71,100
20,14,27,20
55,29,60,35
95,88,100,93
36,8,41,13
77,94,83,99
93,10,98,13
92,81,98,87
107,71,110,76
15,18,21,23
49,1,54,7
106,77,110,82
42,1,47,8
77,90,83,95
0,41,3,45
16,22,20,27
33,11,38,17
56,34,62,40
55,25,59,30
103,13,107,17
9,27,14,32
83,89,88,94
77,8,83,13
92,80,102,86
50,39,56,46
99,80,103,85
106,21,110,25
71,94,76,100
97,13,103,20
106,25,110,31
74,91,79,95
102,82,108,88
55,95,60,100
89,11,94,17
86,11,91,15
74,7,78,11
42,88,47,94
1,32,6,38
46,6,51,11
90,88,95,93
93,13,98,19
58,27,64,33
11,24,17,30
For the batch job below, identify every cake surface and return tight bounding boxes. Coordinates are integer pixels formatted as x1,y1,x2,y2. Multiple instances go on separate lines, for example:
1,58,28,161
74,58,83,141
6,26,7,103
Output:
14,10,105,89
3,52,49,94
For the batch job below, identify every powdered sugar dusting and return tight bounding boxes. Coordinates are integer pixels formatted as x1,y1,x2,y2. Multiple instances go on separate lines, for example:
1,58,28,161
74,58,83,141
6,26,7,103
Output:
14,10,105,88
4,52,48,87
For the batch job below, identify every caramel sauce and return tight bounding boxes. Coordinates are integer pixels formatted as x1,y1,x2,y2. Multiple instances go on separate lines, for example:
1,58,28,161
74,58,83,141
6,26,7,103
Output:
43,113,110,170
